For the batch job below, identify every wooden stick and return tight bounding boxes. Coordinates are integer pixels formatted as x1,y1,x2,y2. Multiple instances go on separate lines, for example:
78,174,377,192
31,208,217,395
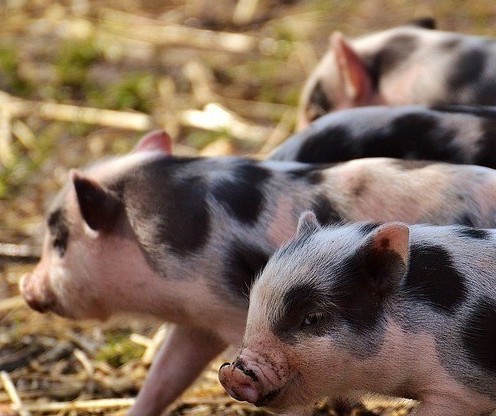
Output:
142,324,167,365
20,398,135,412
1,371,31,416
0,295,26,312
0,91,153,131
180,103,272,143
100,12,258,54
233,0,260,26
0,242,39,261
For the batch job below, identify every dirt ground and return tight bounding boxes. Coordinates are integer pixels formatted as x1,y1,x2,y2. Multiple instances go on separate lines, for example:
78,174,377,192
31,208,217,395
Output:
2,1,496,415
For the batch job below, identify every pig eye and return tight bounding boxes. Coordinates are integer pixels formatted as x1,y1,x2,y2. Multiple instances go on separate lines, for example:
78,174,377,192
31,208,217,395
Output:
301,312,324,328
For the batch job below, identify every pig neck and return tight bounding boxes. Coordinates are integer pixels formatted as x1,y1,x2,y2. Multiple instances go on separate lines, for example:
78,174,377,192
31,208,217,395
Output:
336,318,464,403
101,216,247,345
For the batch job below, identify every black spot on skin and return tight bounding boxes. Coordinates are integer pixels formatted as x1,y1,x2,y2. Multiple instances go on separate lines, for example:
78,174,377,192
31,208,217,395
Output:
293,124,355,164
390,160,438,171
431,104,496,118
458,213,475,227
331,248,402,332
358,223,381,236
474,119,496,169
47,208,70,257
286,166,327,184
306,80,332,122
274,110,463,165
352,177,367,198
274,283,334,343
385,113,462,162
407,17,436,29
223,241,269,300
462,296,496,374
447,48,487,91
127,156,211,256
440,37,462,52
255,388,281,407
211,163,271,225
311,194,342,225
368,34,419,86
404,244,467,314
457,227,491,240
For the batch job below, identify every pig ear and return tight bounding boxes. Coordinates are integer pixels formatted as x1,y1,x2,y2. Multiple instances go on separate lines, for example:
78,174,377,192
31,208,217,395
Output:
71,171,123,232
296,211,322,236
330,32,373,105
362,222,410,294
133,130,173,155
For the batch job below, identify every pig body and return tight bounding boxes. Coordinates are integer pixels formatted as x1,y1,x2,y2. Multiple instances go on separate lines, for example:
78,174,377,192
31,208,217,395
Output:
271,105,496,167
220,214,496,416
298,24,496,128
19,132,496,415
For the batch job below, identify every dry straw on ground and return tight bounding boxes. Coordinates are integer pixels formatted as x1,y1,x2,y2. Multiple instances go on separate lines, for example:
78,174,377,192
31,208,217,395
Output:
2,0,496,414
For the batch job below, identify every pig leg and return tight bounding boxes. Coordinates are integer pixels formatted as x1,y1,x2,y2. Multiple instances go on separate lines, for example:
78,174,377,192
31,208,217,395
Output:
128,325,226,416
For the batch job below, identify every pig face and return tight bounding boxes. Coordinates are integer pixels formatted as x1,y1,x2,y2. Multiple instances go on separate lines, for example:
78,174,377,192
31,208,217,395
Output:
219,212,410,413
297,21,496,130
20,131,173,321
297,32,381,130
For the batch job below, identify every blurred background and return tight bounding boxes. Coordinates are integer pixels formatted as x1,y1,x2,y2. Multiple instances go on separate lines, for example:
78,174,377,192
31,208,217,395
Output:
1,1,496,414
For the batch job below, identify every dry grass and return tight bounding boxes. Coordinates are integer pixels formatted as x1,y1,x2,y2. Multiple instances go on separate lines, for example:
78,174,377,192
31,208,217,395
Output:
2,0,496,414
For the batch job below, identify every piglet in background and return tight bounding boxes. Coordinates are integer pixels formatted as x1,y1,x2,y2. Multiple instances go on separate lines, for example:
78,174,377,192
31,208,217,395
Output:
19,130,496,415
298,20,496,129
220,212,496,416
271,105,496,167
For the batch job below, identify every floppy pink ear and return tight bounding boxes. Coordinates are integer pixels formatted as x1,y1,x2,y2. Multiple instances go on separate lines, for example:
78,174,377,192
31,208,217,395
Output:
134,130,173,154
330,32,374,105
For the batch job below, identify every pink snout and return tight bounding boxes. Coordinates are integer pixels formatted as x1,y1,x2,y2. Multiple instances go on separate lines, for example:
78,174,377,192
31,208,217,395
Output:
219,360,281,406
19,272,56,314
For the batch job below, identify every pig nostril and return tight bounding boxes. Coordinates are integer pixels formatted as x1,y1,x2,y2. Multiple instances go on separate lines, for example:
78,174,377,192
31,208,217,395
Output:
233,360,259,382
220,362,231,370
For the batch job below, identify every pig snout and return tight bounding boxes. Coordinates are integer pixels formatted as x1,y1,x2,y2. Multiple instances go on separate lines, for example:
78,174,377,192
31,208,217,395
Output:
219,349,287,407
19,272,56,314
219,360,264,404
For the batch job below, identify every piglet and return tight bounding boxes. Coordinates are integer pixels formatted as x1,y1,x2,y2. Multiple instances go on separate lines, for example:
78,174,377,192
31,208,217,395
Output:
271,105,496,168
299,21,496,129
19,130,496,415
220,212,496,416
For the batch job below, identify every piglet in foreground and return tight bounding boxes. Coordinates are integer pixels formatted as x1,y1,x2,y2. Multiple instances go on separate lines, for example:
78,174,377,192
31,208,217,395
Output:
20,130,496,416
220,212,496,416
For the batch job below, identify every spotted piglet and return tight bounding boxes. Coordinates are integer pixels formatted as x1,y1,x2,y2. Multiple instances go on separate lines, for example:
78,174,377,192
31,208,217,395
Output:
20,130,496,416
219,212,496,416
271,105,496,168
299,22,496,129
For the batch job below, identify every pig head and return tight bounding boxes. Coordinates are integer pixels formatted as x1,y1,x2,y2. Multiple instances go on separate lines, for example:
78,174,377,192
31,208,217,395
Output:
20,131,176,321
298,22,496,129
219,212,410,414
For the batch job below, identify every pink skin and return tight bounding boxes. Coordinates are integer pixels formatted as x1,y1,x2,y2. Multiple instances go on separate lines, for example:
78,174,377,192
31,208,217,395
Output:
129,325,226,416
18,131,247,416
219,341,292,410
